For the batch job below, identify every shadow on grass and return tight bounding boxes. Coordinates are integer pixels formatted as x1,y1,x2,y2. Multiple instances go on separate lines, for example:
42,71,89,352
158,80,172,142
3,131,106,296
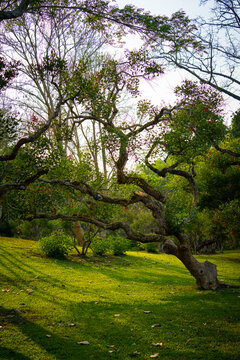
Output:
219,256,240,264
65,290,240,360
0,305,112,360
1,240,240,359
0,245,193,292
1,290,239,360
0,346,31,360
90,253,194,287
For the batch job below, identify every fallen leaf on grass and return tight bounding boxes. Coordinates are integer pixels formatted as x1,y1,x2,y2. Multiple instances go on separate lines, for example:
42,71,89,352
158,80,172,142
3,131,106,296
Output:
152,343,163,347
150,353,159,358
1,289,10,292
27,289,34,294
66,323,75,327
131,351,141,356
143,311,152,314
114,314,120,317
77,341,90,345
151,324,161,328
46,334,51,338
107,345,116,348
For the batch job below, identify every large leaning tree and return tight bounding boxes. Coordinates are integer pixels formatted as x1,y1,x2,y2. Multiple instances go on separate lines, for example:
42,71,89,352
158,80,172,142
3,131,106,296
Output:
21,51,231,290
1,1,239,290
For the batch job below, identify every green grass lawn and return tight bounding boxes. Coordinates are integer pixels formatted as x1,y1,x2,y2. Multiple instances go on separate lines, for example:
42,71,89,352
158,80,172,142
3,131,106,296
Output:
0,237,240,360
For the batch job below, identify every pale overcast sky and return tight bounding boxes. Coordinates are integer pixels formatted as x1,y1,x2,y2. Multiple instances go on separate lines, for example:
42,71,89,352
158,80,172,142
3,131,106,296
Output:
116,0,213,19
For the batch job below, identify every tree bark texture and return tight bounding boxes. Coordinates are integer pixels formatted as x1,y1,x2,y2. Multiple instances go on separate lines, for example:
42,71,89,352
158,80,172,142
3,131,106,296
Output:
163,237,219,290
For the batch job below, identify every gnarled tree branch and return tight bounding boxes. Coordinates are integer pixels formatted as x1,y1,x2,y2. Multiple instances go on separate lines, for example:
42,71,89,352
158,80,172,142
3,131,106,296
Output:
0,168,48,197
25,212,164,244
0,97,63,162
0,0,30,22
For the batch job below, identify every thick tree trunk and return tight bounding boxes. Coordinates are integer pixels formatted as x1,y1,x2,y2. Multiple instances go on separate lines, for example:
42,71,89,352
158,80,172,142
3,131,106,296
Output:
163,236,219,290
73,221,95,256
73,221,84,246
73,221,88,256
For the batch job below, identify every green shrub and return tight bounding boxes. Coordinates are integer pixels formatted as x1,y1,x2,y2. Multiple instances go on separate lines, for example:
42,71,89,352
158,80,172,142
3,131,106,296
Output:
91,236,109,256
108,235,131,255
40,231,73,259
144,242,159,253
15,219,55,239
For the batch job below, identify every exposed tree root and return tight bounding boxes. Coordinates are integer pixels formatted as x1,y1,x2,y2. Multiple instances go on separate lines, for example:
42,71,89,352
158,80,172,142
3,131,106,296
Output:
218,282,240,289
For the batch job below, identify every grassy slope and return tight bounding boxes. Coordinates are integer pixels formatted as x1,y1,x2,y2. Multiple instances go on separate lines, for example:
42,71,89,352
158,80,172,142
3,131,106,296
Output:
0,237,239,360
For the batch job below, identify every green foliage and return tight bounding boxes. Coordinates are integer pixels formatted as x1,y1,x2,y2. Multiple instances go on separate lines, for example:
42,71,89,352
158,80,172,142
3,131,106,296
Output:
40,231,73,258
31,50,67,81
14,219,55,239
0,217,13,237
143,242,159,253
188,208,226,252
217,200,240,249
166,111,224,159
0,56,19,91
197,139,240,210
230,109,240,138
91,235,131,256
137,160,195,233
108,235,131,255
91,235,109,256
0,109,18,148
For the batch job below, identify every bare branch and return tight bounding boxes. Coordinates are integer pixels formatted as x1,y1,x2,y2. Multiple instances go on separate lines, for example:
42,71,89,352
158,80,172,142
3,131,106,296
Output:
172,60,240,101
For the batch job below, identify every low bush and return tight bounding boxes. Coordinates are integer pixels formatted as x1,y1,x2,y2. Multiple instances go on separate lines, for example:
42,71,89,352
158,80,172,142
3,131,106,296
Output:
40,231,73,259
108,235,131,255
91,235,109,256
